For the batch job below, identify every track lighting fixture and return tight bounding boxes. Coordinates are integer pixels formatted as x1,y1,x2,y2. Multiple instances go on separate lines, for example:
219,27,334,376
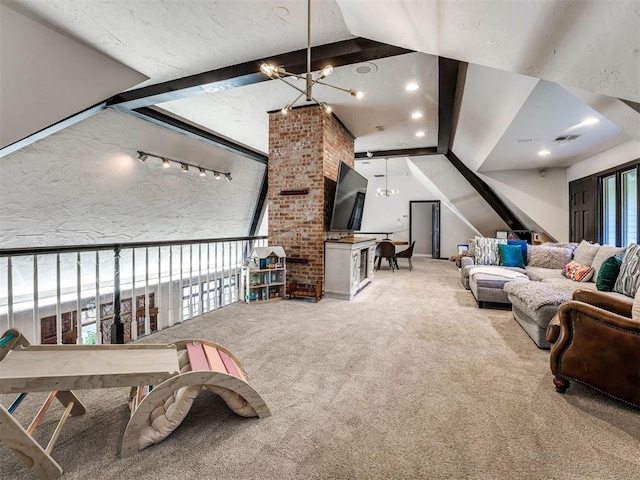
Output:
136,151,232,182
259,0,363,115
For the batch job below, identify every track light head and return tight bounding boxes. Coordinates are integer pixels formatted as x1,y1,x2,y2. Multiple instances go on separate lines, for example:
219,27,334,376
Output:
199,168,206,177
225,173,232,182
181,163,189,173
214,172,222,180
162,158,170,168
137,151,148,162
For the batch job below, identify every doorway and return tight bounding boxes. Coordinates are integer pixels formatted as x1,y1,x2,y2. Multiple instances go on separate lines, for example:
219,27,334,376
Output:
409,201,441,258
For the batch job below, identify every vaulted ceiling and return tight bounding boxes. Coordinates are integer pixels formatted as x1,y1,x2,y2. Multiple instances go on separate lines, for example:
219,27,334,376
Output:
1,0,639,247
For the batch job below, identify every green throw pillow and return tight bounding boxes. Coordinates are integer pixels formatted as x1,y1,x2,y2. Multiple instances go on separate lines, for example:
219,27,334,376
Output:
596,255,622,291
498,244,525,268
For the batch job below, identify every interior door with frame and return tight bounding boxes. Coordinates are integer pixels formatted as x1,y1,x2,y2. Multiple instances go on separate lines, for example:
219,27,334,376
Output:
410,201,441,258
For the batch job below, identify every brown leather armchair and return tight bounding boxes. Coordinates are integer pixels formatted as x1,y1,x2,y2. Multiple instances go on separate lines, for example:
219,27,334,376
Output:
546,289,640,408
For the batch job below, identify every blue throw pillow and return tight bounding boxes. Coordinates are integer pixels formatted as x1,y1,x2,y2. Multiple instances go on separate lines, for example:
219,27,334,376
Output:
498,244,525,268
507,239,528,266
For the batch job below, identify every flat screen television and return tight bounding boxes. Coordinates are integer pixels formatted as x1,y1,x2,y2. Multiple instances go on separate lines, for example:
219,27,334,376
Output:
329,161,368,231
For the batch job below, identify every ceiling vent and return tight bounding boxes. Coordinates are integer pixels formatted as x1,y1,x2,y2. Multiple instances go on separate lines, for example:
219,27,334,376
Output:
554,134,581,142
374,174,385,178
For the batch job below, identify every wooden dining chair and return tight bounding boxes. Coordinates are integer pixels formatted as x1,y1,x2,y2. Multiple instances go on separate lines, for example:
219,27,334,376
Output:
374,241,396,271
394,241,415,271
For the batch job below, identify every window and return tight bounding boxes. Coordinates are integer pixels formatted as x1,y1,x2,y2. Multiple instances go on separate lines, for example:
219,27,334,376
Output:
599,163,639,246
622,169,637,246
602,174,617,245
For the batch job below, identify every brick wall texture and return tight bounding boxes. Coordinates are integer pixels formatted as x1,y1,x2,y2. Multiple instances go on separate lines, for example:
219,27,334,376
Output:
268,105,354,288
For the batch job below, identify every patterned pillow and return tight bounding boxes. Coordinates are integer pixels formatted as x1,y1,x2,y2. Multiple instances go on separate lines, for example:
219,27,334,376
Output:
572,240,600,266
561,261,595,282
474,237,507,265
613,243,640,297
527,245,574,269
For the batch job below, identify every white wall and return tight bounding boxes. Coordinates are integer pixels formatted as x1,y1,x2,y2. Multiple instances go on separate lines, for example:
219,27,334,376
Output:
567,139,640,182
360,175,478,258
480,168,569,242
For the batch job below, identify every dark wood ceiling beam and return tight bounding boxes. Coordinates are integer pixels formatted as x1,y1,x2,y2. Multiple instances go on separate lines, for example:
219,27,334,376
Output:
438,57,460,154
120,106,268,164
355,147,438,159
446,150,526,231
108,38,413,110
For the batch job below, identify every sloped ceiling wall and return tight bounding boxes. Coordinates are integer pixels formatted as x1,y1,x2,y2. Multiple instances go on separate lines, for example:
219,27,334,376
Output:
0,110,265,248
0,3,147,149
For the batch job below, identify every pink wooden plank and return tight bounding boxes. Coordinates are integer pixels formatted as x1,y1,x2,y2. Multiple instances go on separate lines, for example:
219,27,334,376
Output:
186,343,209,371
203,345,227,374
218,350,242,379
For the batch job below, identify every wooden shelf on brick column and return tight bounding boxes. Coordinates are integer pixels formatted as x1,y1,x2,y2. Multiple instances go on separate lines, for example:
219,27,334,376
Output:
279,189,309,196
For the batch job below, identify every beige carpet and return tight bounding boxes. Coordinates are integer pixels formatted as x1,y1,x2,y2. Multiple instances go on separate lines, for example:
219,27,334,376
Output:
2,258,639,480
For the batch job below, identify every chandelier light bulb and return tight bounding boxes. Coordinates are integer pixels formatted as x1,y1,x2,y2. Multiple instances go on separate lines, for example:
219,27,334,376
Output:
319,65,334,78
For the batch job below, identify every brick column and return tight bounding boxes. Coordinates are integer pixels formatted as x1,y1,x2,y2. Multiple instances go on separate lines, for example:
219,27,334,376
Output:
268,105,354,290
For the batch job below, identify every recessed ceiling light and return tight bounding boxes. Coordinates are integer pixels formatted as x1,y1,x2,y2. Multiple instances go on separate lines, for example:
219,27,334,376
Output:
538,149,551,156
411,111,423,119
406,83,420,91
517,138,533,143
581,117,599,126
415,131,425,137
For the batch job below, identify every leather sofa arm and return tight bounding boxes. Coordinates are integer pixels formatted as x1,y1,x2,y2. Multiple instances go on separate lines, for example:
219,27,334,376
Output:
572,289,633,318
549,300,640,407
550,300,640,372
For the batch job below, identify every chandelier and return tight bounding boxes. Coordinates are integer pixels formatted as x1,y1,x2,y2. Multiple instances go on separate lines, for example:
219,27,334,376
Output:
259,0,363,114
376,159,399,197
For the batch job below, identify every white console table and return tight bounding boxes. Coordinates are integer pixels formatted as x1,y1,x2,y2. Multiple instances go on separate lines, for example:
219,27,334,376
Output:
324,238,375,300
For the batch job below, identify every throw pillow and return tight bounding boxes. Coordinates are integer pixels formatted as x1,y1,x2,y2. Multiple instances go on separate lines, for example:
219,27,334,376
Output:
591,245,625,280
614,243,640,297
572,240,600,266
561,261,595,282
474,237,507,265
507,239,528,266
527,245,574,269
596,255,623,291
633,286,640,320
498,244,525,268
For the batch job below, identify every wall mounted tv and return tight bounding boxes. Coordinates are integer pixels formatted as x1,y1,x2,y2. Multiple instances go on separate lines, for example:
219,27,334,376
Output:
329,161,368,231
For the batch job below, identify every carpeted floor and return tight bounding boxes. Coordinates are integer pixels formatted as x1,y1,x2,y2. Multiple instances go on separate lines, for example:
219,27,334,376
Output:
2,258,639,480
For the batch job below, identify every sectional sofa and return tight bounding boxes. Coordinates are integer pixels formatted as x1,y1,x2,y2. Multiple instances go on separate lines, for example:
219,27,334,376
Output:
460,238,640,348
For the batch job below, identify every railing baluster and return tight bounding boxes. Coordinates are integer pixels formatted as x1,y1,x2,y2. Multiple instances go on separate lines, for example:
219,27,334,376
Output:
179,245,184,322
33,255,39,344
56,254,62,345
7,257,14,329
168,246,173,326
95,251,101,345
188,244,193,319
206,243,211,313
198,244,202,316
131,249,137,341
157,246,161,331
144,247,150,336
76,252,81,345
